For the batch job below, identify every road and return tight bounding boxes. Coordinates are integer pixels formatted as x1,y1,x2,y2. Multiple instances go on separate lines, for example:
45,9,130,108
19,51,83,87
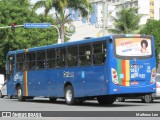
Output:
0,97,160,120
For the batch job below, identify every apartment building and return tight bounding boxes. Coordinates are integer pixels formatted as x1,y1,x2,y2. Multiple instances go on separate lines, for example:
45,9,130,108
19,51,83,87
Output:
68,0,160,40
69,0,160,26
109,0,160,25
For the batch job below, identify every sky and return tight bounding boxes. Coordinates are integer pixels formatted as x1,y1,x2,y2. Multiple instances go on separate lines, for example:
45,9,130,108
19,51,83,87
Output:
30,0,44,14
30,0,39,4
30,0,55,15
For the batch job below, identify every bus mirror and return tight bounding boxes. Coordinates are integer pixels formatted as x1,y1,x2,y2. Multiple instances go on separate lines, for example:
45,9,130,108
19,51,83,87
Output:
5,63,8,70
5,63,7,70
5,62,9,74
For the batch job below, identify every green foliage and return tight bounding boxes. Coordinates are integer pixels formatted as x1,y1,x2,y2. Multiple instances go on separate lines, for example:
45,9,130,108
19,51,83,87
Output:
140,19,160,62
0,0,58,74
108,7,143,34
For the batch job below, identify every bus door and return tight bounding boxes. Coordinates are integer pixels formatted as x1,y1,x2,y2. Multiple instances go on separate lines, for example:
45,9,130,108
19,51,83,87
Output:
6,55,15,96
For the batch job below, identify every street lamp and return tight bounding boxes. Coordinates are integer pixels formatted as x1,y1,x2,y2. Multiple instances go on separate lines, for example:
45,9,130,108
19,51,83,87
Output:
50,25,61,44
0,24,61,44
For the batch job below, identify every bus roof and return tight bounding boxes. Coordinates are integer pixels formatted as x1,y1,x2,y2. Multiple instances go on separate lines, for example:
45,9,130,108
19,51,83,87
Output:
7,35,111,56
7,34,153,56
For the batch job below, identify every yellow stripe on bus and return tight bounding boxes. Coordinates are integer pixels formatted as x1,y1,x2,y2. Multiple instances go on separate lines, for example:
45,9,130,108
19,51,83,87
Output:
24,71,28,96
24,49,28,52
125,60,130,86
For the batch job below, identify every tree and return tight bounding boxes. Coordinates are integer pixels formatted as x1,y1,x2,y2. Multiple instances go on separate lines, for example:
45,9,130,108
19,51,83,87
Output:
140,19,160,62
108,7,143,34
0,0,57,75
32,0,92,43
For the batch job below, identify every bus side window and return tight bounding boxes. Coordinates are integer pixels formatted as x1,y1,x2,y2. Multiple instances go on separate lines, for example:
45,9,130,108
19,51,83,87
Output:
16,54,25,71
9,56,14,74
79,44,91,66
93,41,106,65
26,52,36,70
46,49,56,68
56,48,66,67
36,50,46,70
67,46,78,67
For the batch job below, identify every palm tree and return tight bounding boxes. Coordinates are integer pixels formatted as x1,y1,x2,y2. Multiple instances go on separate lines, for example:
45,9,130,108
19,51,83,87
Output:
108,7,143,34
32,0,92,43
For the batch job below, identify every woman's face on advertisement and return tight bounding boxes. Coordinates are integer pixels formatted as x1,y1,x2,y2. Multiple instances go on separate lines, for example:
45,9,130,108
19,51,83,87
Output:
142,43,146,49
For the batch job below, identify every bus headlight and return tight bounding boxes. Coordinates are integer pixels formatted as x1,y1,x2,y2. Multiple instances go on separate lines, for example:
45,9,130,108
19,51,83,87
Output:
150,68,156,84
111,68,118,84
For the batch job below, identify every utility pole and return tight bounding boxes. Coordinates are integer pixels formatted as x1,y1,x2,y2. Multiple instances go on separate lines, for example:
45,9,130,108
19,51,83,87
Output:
102,0,107,36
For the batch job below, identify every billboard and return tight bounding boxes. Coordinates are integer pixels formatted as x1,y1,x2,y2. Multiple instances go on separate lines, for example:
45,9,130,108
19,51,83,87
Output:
115,38,152,56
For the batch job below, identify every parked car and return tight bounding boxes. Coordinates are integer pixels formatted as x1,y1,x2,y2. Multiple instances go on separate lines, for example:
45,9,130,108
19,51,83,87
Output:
0,82,7,98
117,74,160,103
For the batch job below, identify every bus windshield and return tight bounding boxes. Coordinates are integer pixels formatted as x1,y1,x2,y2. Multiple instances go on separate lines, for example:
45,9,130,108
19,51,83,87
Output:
115,37,152,59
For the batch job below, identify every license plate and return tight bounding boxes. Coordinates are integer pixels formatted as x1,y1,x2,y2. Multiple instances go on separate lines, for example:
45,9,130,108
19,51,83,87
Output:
131,81,139,85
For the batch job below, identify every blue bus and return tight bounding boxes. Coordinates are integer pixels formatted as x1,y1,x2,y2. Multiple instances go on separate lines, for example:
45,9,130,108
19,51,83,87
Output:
6,34,156,105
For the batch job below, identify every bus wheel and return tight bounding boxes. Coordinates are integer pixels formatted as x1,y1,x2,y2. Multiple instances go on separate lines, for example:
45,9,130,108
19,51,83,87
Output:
17,86,25,101
49,97,57,102
65,85,75,105
143,94,153,103
8,95,13,99
97,96,115,105
117,97,125,102
0,91,3,98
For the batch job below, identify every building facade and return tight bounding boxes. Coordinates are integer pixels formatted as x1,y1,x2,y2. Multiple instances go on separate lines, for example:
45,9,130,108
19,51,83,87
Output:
68,0,160,40
69,0,160,26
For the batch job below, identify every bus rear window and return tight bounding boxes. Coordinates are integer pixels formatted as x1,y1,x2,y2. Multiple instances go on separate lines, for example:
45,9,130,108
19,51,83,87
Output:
115,37,152,59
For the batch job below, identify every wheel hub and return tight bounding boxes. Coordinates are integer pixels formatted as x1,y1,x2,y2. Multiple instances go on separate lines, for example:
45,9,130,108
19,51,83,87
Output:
66,90,72,102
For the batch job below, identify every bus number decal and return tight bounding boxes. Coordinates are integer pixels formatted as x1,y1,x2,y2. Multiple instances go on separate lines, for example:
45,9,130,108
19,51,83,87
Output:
63,71,74,78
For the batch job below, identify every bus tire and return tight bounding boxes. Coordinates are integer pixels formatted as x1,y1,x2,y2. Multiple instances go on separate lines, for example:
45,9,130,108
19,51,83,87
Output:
17,86,25,101
97,96,115,105
8,95,13,99
0,91,3,98
65,85,75,105
117,97,125,102
143,94,153,103
49,97,57,102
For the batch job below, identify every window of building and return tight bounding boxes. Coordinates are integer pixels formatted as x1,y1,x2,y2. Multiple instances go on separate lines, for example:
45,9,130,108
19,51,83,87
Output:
150,10,154,14
36,50,46,69
56,48,66,67
134,1,138,6
16,54,25,71
93,41,106,65
46,49,56,69
79,44,92,66
67,46,78,67
150,2,154,6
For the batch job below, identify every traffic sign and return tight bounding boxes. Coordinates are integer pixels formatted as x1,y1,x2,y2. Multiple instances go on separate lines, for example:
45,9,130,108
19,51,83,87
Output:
24,23,51,28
